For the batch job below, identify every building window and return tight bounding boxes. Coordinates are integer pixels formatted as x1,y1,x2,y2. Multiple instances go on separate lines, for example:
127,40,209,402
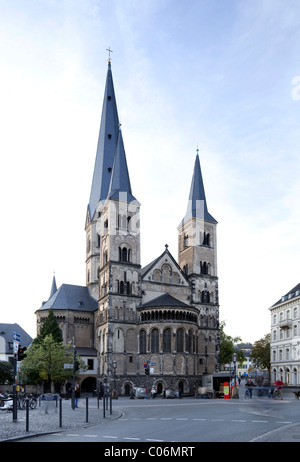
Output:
163,328,171,353
139,330,146,354
176,329,184,352
87,359,94,370
151,329,159,353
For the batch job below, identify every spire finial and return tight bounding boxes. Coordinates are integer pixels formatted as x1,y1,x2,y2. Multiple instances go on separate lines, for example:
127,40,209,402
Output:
106,47,113,65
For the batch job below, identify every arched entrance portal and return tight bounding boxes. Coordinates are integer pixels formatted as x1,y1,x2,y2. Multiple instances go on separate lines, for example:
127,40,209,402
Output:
81,377,96,393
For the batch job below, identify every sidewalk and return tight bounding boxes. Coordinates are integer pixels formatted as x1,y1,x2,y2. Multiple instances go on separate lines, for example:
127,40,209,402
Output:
0,396,121,442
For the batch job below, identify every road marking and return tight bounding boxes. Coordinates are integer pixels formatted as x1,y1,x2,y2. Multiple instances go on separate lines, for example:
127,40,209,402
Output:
103,435,118,438
252,420,268,423
146,439,164,442
193,418,206,421
161,417,172,420
124,437,140,440
232,420,246,422
176,418,188,420
84,434,97,437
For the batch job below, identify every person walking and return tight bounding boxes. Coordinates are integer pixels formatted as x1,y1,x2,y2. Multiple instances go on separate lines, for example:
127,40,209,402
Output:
273,378,284,400
151,386,156,399
74,384,80,408
245,378,255,398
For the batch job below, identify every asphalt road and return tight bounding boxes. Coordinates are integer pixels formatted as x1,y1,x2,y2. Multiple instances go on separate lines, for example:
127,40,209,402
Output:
19,395,300,443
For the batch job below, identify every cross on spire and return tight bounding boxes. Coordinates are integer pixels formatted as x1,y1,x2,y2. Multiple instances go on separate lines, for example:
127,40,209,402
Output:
106,47,113,64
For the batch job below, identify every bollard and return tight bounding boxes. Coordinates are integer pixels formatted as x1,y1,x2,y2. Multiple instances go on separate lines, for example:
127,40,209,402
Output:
103,394,105,418
59,397,62,428
86,395,88,423
110,395,112,415
26,398,29,432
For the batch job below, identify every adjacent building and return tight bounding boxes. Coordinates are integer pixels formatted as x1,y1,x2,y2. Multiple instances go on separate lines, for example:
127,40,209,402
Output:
36,55,220,395
269,283,300,385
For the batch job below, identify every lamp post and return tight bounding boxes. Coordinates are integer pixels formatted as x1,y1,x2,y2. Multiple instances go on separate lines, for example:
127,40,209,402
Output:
112,360,117,399
231,352,239,399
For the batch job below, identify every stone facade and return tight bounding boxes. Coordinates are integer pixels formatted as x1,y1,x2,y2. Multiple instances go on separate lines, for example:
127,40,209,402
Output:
36,59,220,396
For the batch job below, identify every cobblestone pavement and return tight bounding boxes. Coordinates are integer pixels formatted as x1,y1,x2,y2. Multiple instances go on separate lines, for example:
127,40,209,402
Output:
0,397,121,441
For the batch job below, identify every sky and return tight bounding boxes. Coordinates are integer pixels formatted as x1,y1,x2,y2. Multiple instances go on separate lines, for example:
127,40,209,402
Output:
1,0,300,344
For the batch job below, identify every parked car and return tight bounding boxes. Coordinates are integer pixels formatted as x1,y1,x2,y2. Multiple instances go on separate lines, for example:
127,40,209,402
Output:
133,387,146,399
165,389,178,399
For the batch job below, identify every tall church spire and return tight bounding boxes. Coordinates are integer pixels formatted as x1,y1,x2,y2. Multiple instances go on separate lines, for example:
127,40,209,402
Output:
107,127,138,203
183,152,217,224
88,59,120,219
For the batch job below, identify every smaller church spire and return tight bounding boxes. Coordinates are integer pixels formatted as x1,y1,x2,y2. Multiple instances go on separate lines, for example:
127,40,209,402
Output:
50,273,57,298
182,151,217,224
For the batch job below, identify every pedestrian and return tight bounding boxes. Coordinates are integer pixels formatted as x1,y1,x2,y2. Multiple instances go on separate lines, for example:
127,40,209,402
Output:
245,378,255,398
273,378,284,400
151,386,156,399
74,384,80,408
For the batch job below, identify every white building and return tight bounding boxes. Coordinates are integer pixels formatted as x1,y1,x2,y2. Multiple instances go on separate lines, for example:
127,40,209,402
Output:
269,283,300,386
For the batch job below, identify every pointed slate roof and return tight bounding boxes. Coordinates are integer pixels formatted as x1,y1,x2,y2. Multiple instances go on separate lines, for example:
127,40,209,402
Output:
107,128,138,203
182,153,217,224
37,284,98,313
50,274,57,298
88,62,120,218
138,293,191,309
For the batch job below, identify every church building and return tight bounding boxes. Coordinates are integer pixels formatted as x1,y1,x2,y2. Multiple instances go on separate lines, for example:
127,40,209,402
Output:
36,55,220,396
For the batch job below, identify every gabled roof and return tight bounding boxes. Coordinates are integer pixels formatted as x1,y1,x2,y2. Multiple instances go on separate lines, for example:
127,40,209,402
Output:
138,293,191,309
88,62,120,219
272,282,300,307
37,284,98,313
181,153,217,225
141,245,189,286
0,323,33,352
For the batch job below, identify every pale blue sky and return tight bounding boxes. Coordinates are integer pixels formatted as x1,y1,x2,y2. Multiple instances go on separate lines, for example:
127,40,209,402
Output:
1,0,300,342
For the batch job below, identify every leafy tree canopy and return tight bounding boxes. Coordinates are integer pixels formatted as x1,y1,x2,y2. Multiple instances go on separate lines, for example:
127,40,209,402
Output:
34,309,63,345
250,333,271,373
220,321,245,365
0,361,14,385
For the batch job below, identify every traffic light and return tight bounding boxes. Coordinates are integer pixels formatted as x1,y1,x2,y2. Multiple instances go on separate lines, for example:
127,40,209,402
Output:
74,360,80,372
144,363,149,375
18,346,27,361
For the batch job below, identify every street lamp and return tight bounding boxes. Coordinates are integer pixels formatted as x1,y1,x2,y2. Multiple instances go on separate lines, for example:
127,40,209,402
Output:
231,352,239,399
112,360,117,399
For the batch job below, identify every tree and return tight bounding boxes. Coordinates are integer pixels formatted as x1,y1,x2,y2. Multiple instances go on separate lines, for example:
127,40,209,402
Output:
250,334,271,377
34,309,63,345
20,334,86,391
0,361,14,384
220,321,245,366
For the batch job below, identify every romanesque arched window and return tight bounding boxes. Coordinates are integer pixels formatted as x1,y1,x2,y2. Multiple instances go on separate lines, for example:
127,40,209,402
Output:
176,328,184,352
139,330,146,353
151,329,159,353
163,328,171,353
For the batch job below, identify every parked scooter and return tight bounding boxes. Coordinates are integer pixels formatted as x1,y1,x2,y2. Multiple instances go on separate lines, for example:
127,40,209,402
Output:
0,392,13,411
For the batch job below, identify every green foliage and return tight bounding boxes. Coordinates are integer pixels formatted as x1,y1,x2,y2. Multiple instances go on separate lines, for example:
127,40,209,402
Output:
220,321,245,365
34,309,63,345
250,333,271,372
20,334,86,386
0,361,14,384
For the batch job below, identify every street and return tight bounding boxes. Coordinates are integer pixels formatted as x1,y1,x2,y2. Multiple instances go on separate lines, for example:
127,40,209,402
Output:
19,392,300,443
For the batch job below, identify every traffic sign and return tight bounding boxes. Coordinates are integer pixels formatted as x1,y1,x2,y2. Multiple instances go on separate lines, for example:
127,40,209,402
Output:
149,362,157,366
13,332,20,342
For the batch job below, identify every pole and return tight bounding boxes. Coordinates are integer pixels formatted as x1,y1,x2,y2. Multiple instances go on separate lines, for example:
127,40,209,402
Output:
13,354,17,422
86,395,88,423
103,394,106,418
59,397,62,428
26,398,29,432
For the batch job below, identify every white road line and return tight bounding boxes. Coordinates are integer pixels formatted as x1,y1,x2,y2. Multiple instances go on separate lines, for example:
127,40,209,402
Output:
146,439,164,442
232,419,246,422
124,437,140,441
252,420,268,423
103,435,118,438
